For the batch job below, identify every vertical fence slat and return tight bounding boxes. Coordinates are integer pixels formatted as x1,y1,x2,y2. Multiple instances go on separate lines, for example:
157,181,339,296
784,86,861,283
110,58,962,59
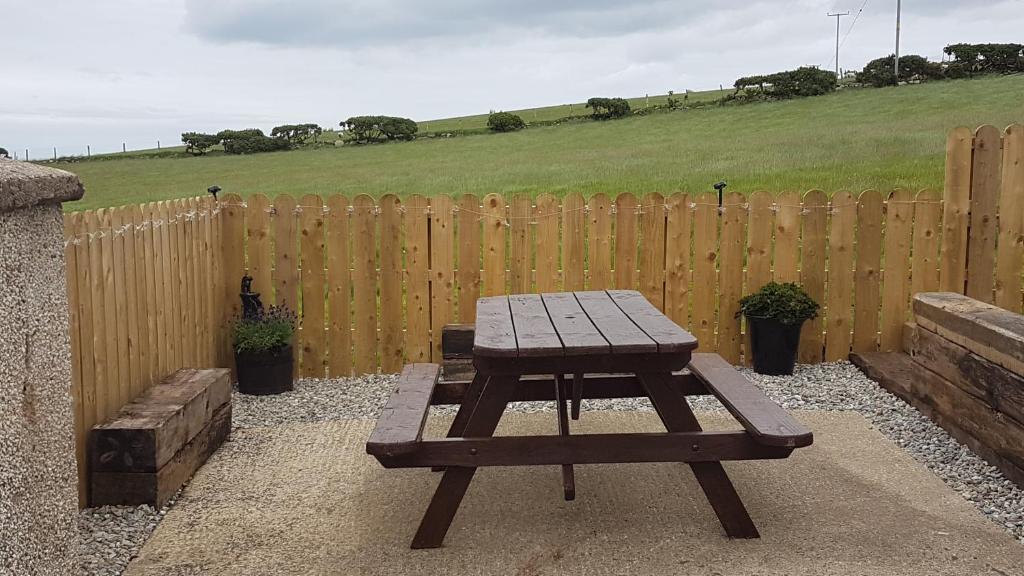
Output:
773,191,801,283
587,193,613,290
81,210,103,452
798,190,828,363
534,194,560,293
940,126,974,293
509,194,532,294
201,197,215,366
482,193,507,296
562,192,586,292
175,200,192,368
691,193,717,351
133,205,154,388
326,195,353,375
911,189,942,299
717,192,746,363
825,191,856,361
853,190,883,353
111,208,131,404
150,203,167,377
378,194,403,373
457,193,481,321
879,189,914,352
273,194,299,312
122,206,142,397
352,195,378,374
98,209,120,416
664,193,691,329
300,194,328,377
995,124,1024,313
966,125,1003,303
64,213,87,506
614,193,638,290
637,192,665,309
746,191,774,294
220,195,246,373
430,195,455,361
247,194,274,300
188,198,202,366
403,195,430,363
210,197,225,367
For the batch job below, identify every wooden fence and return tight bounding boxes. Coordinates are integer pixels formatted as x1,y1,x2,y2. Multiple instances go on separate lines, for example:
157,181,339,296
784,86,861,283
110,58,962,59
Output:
62,124,1023,504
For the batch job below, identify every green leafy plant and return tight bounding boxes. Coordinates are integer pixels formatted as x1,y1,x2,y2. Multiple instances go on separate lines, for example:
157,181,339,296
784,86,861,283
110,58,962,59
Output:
586,97,631,119
217,129,292,154
737,282,820,325
487,111,526,132
231,305,296,354
340,116,418,144
734,66,837,99
180,132,220,156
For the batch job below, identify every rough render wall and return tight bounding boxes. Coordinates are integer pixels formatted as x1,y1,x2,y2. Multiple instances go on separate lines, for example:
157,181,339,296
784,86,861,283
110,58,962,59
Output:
0,204,78,575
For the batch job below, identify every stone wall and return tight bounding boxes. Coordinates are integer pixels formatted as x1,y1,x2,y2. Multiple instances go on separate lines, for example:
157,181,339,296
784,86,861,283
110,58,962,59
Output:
0,159,84,575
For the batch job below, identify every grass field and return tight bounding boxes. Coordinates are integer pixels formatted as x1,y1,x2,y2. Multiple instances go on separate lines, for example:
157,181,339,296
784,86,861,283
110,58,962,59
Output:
57,75,1024,211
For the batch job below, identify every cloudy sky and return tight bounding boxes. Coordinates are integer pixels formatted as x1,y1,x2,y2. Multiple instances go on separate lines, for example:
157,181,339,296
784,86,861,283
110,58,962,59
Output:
2,0,1022,157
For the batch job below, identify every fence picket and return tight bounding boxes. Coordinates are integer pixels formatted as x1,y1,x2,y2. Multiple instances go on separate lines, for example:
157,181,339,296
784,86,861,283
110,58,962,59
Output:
798,190,827,363
637,192,665,309
509,194,532,294
535,194,560,292
430,195,455,360
326,195,352,375
482,193,507,296
149,203,167,376
879,189,914,352
64,213,86,505
691,193,717,350
614,193,638,289
966,125,1003,303
83,210,105,425
773,191,801,283
352,195,378,374
378,194,403,373
853,190,883,353
247,194,274,300
300,194,328,377
664,193,691,328
717,192,746,363
825,191,856,361
562,192,586,292
940,126,973,293
220,195,246,373
910,189,942,299
457,194,481,321
123,206,143,396
111,208,132,405
587,193,613,290
273,195,299,312
995,125,1024,313
746,191,774,295
403,195,430,363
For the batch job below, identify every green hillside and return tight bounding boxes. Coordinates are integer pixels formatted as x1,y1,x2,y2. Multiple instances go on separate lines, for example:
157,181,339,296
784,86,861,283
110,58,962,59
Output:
57,75,1024,211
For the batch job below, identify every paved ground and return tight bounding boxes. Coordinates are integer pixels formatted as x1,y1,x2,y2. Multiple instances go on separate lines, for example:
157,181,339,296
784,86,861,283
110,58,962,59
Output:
126,411,1023,576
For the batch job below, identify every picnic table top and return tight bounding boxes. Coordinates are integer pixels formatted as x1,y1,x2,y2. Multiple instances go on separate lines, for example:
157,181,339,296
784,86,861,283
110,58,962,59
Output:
473,290,698,359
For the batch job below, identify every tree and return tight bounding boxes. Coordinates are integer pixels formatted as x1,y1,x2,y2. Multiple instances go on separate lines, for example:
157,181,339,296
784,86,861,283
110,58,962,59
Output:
857,55,943,87
0,147,8,159
487,112,526,132
181,132,220,156
735,66,836,98
585,97,631,120
217,129,291,154
271,123,323,145
340,116,418,144
944,43,1024,75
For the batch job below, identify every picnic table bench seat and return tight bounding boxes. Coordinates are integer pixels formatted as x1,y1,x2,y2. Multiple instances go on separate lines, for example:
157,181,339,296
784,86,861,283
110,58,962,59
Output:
366,364,440,460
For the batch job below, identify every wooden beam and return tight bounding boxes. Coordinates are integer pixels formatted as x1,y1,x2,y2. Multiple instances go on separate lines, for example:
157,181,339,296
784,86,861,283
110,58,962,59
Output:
431,373,707,405
913,292,1024,373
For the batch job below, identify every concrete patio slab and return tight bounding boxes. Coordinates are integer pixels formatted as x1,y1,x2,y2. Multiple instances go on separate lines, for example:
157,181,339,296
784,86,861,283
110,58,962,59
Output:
126,411,1023,576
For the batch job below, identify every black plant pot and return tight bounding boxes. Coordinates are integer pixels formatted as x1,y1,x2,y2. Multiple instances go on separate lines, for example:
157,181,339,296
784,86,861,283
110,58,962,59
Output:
746,317,804,376
235,345,294,395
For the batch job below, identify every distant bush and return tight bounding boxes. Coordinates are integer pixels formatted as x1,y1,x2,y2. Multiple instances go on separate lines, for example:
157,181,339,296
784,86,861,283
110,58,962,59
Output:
487,112,526,132
857,54,944,87
0,147,8,159
271,123,323,145
586,97,631,120
734,66,837,99
181,132,220,156
217,129,291,155
944,43,1024,76
340,116,418,144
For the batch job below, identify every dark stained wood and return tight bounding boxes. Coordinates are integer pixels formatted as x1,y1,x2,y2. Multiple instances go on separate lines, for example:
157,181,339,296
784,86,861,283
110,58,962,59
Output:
432,372,489,472
431,373,708,405
574,291,657,353
541,292,609,355
366,364,440,457
91,403,231,507
913,292,1024,369
687,354,813,448
609,290,698,353
571,371,583,420
473,296,517,358
508,294,563,357
90,368,232,473
554,374,576,500
473,351,687,376
441,324,476,360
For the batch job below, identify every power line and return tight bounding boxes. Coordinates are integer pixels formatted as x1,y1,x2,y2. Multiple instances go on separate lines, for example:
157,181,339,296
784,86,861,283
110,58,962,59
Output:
826,0,871,71
827,11,851,77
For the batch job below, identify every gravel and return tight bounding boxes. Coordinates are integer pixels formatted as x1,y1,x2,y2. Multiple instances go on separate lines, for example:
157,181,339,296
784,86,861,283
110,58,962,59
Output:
78,361,1024,574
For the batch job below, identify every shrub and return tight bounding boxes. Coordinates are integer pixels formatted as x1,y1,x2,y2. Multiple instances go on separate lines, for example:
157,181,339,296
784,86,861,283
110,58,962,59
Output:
857,54,944,87
271,123,323,145
231,305,296,354
734,66,836,99
340,116,418,144
180,132,220,156
487,112,526,132
586,97,631,120
217,129,291,154
944,43,1024,75
0,147,8,159
737,282,820,325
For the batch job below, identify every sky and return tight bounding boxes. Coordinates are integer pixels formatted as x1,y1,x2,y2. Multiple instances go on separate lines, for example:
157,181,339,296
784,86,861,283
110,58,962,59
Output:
2,0,1022,158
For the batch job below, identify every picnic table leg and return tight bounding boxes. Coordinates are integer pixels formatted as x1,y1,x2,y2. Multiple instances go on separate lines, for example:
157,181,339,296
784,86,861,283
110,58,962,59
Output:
570,372,583,420
411,374,517,549
554,374,576,501
432,372,488,472
637,371,760,539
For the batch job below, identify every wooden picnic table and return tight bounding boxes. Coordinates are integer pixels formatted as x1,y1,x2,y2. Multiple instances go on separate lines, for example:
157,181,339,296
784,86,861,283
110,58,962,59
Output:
367,290,813,549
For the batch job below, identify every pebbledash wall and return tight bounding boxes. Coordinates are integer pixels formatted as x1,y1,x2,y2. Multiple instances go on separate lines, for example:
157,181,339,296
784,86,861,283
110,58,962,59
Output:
0,159,84,574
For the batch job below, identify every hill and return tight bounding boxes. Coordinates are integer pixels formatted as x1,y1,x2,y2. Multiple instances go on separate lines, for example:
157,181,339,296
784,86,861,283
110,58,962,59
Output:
56,75,1024,211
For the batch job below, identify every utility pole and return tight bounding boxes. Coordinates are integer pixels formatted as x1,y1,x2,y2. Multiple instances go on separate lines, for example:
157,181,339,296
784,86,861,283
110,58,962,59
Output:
828,11,850,78
894,0,902,84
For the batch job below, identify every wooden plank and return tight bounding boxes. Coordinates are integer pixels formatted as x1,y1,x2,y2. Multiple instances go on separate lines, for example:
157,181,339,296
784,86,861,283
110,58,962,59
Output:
687,353,813,447
78,212,101,445
508,294,562,356
966,125,1003,303
575,291,656,353
995,124,1024,313
473,295,516,357
64,213,87,506
186,198,201,366
534,193,560,293
608,290,697,354
159,202,179,372
910,189,942,298
430,195,455,361
208,197,224,367
852,190,883,353
200,197,214,366
378,194,403,373
273,194,298,311
456,194,481,321
111,208,131,406
940,126,974,293
481,193,506,297
824,191,856,361
664,193,691,329
173,200,191,368
441,324,476,360
147,203,166,377
352,194,378,374
797,190,827,363
246,194,273,300
614,193,638,289
100,208,123,417
366,364,441,456
912,292,1024,373
433,373,708,405
299,194,327,377
772,190,801,283
562,192,586,292
121,207,144,398
403,195,430,363
220,194,246,373
636,193,665,309
587,193,613,290
326,195,353,376
508,194,532,294
745,191,774,294
879,189,914,352
541,292,609,355
691,193,717,350
717,192,746,363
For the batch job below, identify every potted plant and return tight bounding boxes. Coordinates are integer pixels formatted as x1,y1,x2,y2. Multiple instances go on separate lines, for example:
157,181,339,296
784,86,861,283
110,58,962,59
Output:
232,276,296,395
737,282,820,376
